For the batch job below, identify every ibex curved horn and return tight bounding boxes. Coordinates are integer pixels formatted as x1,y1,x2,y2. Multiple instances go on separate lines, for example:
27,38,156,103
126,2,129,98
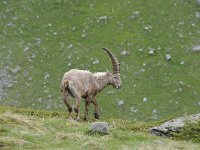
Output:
102,48,120,74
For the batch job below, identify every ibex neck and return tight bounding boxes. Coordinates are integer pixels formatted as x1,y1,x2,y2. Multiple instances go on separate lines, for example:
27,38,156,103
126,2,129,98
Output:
94,72,110,92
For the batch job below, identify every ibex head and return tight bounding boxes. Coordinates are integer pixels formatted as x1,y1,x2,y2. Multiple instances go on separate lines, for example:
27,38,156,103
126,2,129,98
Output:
103,48,122,89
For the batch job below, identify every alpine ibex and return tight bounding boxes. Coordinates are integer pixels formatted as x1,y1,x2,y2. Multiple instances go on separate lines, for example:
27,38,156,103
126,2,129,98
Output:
60,48,122,121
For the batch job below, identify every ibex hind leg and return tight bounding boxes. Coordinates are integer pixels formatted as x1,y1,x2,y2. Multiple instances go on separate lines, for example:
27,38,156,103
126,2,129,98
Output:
73,95,81,121
68,86,81,121
63,92,73,119
84,97,91,121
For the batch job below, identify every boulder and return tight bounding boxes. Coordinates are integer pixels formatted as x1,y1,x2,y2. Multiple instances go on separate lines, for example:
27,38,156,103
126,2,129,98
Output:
90,122,109,134
149,114,200,137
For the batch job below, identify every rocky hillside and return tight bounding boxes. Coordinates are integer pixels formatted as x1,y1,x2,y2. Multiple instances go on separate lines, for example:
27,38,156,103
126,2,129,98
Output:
0,0,200,120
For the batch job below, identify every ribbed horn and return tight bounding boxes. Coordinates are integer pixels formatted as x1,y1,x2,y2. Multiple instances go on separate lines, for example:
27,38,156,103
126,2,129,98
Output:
102,48,120,74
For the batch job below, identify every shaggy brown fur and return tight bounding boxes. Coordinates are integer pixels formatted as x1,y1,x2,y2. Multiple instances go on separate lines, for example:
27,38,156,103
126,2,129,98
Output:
60,48,122,121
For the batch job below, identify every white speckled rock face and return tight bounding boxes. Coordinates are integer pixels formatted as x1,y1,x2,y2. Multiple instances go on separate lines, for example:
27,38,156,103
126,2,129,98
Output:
0,69,13,101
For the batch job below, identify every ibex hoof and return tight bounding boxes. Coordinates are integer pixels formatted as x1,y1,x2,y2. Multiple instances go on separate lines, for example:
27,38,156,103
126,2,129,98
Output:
84,117,88,121
94,113,100,119
75,118,80,122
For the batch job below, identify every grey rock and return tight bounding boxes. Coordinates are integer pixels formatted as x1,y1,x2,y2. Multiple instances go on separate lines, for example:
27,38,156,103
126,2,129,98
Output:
192,45,200,52
149,48,155,55
117,100,124,106
90,122,109,133
130,106,138,113
44,73,50,80
92,58,99,64
144,25,153,30
196,12,200,19
180,61,185,65
131,11,140,19
10,65,21,74
67,44,73,49
149,50,155,55
165,54,171,61
81,32,87,38
121,50,129,56
149,113,200,137
197,0,200,5
143,97,148,103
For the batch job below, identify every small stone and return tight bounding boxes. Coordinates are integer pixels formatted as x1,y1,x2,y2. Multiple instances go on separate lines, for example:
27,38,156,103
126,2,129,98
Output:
118,100,124,106
153,109,158,115
67,62,71,66
196,12,200,19
139,48,143,52
92,58,99,64
72,27,76,31
67,44,73,49
81,32,87,38
144,25,152,30
165,54,171,61
149,48,155,55
180,61,185,65
198,102,200,106
99,16,107,20
7,22,14,27
130,106,137,113
131,11,140,19
44,73,50,80
192,45,200,52
90,122,109,134
38,98,42,103
121,50,129,56
143,98,148,103
10,66,21,74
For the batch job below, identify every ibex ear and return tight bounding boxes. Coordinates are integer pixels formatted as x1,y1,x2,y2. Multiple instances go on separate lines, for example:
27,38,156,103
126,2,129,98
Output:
107,72,111,76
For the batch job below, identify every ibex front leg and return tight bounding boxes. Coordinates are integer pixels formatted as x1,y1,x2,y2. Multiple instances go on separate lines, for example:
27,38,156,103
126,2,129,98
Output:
91,98,100,119
84,96,91,121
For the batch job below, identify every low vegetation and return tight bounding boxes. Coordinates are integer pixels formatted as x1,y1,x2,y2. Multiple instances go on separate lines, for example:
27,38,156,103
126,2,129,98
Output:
0,106,200,150
173,120,200,143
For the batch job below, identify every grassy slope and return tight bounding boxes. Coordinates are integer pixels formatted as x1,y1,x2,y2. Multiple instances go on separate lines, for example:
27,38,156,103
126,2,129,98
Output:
0,0,200,120
0,106,200,150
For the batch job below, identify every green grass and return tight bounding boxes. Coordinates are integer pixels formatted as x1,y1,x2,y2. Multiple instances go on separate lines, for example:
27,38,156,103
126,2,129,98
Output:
0,106,200,150
0,0,200,121
173,120,200,143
